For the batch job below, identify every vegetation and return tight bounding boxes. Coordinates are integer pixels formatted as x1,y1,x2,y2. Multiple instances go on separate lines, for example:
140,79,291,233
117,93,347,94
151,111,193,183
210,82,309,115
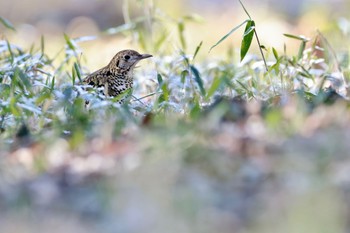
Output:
0,1,350,232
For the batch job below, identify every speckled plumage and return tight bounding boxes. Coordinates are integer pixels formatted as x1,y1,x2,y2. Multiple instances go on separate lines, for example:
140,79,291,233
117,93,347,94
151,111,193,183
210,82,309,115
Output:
83,50,152,100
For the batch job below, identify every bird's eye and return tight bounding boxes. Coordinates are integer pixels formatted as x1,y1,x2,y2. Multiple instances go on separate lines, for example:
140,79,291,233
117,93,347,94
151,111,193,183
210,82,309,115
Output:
124,55,130,60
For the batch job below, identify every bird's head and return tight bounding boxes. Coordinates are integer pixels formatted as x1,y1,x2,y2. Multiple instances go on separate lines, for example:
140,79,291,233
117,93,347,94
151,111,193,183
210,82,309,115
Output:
110,50,152,70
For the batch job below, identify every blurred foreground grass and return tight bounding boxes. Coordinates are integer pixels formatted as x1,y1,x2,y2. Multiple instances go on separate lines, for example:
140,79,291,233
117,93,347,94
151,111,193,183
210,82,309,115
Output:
1,1,350,232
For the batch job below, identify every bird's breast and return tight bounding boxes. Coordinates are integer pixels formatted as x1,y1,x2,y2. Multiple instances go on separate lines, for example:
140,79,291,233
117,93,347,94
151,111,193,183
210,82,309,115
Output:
106,72,134,97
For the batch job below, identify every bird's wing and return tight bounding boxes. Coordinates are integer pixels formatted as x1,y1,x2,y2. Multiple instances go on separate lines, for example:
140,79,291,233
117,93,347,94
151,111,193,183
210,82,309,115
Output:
82,67,109,87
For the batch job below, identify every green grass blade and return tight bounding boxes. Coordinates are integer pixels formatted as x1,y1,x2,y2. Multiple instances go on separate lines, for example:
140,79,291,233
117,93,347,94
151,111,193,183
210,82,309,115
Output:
71,66,76,85
236,80,253,97
189,101,201,119
209,19,249,52
29,44,35,55
17,68,32,93
6,40,14,64
105,22,136,35
114,89,133,102
181,70,189,84
0,17,15,31
268,60,280,73
161,81,169,102
190,65,206,96
157,73,163,86
178,21,186,50
41,35,45,56
298,41,306,60
206,77,222,99
272,47,279,60
193,41,203,60
64,34,77,52
10,97,21,117
157,73,169,102
74,62,82,83
283,33,310,42
50,76,55,91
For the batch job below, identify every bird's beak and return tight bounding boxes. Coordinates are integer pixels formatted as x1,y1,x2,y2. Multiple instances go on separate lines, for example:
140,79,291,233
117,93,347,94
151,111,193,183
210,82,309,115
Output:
139,54,153,60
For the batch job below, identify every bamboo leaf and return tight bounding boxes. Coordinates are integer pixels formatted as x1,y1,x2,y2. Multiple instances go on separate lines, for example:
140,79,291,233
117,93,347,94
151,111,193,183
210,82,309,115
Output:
0,17,15,31
114,89,132,102
236,80,254,97
156,73,169,102
209,20,249,52
190,65,206,96
298,41,307,60
161,81,169,102
183,14,205,23
268,60,280,73
71,66,76,85
157,73,163,86
74,62,82,83
283,33,310,42
105,22,136,35
10,97,21,117
16,68,32,92
190,101,201,119
206,77,222,99
41,35,45,56
178,21,186,50
240,20,255,61
272,47,279,60
181,70,189,84
193,41,203,60
6,40,14,64
64,34,76,51
50,76,55,91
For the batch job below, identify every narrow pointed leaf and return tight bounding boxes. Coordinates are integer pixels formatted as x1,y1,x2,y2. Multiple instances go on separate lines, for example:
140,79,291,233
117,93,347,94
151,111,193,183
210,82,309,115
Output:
161,81,169,102
71,67,76,85
193,41,203,60
206,77,222,99
74,62,82,83
283,33,310,42
40,35,45,55
178,21,186,50
240,20,255,61
157,73,163,86
0,17,15,31
190,65,206,96
50,76,55,91
181,70,189,84
190,101,201,119
298,41,307,60
272,47,279,60
105,23,136,35
64,34,76,51
209,20,249,52
6,40,14,64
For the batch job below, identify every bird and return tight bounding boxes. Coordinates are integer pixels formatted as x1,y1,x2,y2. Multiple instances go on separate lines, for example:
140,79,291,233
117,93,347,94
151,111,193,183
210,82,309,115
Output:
82,49,152,102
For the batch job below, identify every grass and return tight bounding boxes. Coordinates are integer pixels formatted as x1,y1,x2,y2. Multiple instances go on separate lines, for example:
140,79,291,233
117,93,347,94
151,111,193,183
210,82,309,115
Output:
1,1,350,233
